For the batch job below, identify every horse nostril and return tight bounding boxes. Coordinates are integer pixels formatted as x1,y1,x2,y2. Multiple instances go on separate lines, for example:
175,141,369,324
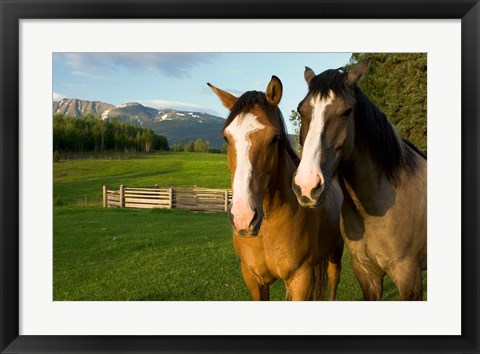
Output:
292,179,302,196
236,229,248,236
310,182,324,200
299,195,311,204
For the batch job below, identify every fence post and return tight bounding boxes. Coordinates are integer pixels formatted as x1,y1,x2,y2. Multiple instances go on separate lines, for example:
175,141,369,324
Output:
103,185,107,208
120,185,125,208
224,190,229,211
168,188,174,209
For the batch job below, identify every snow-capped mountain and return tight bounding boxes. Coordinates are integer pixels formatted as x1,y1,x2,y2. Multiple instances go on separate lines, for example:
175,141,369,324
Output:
53,99,226,148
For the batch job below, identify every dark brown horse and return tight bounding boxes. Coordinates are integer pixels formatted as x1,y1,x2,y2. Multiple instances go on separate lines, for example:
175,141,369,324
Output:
208,76,344,301
292,59,427,300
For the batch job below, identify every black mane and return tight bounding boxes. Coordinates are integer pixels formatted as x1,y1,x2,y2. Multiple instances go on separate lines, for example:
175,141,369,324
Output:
223,91,300,166
308,68,424,184
353,87,424,184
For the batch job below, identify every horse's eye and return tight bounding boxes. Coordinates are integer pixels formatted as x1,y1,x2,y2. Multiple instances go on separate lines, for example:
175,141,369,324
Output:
342,108,353,118
223,136,229,144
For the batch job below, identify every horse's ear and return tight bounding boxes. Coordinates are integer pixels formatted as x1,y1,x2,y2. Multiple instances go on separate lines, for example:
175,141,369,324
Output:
304,67,315,85
346,57,371,87
207,83,238,110
266,75,283,106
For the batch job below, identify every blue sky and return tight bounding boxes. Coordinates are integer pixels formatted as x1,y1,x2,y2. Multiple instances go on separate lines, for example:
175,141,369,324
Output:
53,53,352,133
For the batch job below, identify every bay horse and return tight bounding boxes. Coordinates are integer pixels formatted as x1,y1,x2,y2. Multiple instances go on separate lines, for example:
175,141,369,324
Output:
292,59,427,300
208,76,344,301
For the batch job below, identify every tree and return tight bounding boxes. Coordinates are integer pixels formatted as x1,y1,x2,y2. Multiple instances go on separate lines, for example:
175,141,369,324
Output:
171,143,184,152
194,138,209,152
288,110,302,152
220,142,228,154
152,134,169,151
349,53,427,151
142,129,153,152
185,140,195,152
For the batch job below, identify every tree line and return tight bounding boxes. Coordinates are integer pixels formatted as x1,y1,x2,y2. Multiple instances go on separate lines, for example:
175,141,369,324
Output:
170,139,228,154
53,114,169,153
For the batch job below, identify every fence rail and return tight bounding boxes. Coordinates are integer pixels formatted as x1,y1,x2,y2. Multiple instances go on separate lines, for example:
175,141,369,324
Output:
103,185,232,212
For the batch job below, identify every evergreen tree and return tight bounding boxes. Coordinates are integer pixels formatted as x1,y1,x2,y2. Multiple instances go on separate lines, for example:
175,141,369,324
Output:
152,134,169,151
349,53,427,151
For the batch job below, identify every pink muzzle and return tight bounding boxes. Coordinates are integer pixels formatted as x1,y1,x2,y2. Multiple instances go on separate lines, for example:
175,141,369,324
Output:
230,200,256,232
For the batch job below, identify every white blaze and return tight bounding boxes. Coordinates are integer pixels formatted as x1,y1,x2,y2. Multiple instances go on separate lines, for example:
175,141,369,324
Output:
294,93,334,197
225,113,265,230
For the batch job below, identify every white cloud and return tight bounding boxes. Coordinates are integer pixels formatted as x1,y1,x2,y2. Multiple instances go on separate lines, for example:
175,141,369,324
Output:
59,53,219,78
53,92,66,101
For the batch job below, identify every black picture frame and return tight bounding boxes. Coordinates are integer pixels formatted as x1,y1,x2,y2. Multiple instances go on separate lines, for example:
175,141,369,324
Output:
1,1,479,353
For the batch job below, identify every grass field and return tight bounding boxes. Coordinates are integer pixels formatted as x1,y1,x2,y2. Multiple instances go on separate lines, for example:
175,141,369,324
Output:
54,152,230,207
53,152,427,301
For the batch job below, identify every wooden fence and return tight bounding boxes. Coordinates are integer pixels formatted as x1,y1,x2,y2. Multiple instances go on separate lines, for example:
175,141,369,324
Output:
103,185,232,212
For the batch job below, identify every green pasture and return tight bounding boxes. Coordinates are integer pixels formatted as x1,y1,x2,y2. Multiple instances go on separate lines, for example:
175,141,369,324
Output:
53,207,426,301
53,152,230,207
53,153,427,301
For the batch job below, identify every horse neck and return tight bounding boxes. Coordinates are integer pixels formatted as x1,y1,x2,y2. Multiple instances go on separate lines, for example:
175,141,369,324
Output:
340,145,385,189
338,88,412,214
263,150,298,215
339,143,398,217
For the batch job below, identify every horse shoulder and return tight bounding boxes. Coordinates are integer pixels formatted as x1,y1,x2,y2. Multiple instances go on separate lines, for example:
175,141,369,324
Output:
393,160,427,256
233,234,266,267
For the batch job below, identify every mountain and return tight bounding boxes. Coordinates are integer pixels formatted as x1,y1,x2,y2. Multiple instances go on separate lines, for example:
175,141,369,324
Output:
53,99,226,148
53,99,114,118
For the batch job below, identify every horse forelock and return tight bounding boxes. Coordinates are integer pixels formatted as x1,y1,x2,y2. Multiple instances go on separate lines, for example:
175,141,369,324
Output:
308,69,351,101
223,91,300,167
